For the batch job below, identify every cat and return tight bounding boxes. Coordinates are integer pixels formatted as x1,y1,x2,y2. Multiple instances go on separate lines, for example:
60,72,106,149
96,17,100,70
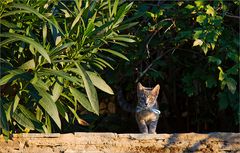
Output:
117,83,161,134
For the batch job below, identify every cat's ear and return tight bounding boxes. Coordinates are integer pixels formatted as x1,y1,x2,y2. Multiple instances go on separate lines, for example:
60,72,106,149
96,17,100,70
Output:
137,82,144,91
151,84,160,96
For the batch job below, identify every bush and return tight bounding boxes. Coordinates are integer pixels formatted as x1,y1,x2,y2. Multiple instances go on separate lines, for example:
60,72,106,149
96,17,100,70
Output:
0,0,136,138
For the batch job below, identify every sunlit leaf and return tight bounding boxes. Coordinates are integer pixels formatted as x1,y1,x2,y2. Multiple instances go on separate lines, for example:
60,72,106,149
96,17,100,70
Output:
196,15,206,24
71,9,84,30
39,69,81,85
0,69,26,86
112,0,119,16
0,33,51,63
43,22,47,46
107,36,135,43
193,39,203,47
87,71,114,95
206,5,215,16
19,59,35,70
84,12,97,37
51,78,63,102
218,66,225,81
9,3,64,35
74,62,99,115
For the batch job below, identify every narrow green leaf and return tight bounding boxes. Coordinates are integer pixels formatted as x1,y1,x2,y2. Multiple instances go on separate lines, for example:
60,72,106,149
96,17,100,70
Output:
10,3,64,35
0,10,30,18
0,73,16,86
33,85,61,129
74,0,82,11
56,101,69,122
87,71,114,95
108,0,112,17
30,74,49,91
90,20,113,36
50,42,76,57
112,0,119,16
68,106,89,126
0,19,18,28
74,62,99,115
0,99,8,131
51,78,63,102
39,69,81,85
12,109,35,130
107,36,135,43
95,58,114,70
92,62,104,70
84,12,97,37
43,22,47,46
0,69,26,86
71,9,84,30
0,38,18,47
100,48,129,61
0,33,51,63
36,106,43,121
60,9,71,18
115,22,138,31
18,104,45,133
93,59,107,69
114,2,133,24
44,114,52,133
61,93,76,105
13,94,20,113
69,87,93,113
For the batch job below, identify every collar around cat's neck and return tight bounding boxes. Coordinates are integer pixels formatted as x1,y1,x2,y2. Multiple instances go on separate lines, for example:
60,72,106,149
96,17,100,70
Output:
136,106,161,115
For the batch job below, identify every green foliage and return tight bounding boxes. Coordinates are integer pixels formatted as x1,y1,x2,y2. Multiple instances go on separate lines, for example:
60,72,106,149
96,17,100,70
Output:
0,0,135,137
113,0,239,131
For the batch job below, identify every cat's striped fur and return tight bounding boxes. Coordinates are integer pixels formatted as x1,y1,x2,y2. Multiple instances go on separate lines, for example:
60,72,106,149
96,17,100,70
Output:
117,83,161,134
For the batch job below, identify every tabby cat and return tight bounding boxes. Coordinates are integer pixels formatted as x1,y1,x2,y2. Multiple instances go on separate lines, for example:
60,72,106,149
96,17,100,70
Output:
117,83,161,134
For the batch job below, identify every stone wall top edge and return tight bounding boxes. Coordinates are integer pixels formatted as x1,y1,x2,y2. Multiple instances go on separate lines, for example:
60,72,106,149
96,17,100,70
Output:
0,132,239,139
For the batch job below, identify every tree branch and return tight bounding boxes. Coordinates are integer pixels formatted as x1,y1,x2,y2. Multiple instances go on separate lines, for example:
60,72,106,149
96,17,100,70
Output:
135,47,176,83
225,13,240,20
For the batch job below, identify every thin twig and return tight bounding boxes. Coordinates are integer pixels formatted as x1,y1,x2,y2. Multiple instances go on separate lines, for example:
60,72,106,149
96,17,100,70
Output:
225,13,240,20
135,47,176,83
145,18,173,58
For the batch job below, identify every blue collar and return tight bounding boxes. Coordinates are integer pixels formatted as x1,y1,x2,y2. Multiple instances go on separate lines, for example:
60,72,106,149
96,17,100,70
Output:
136,106,161,115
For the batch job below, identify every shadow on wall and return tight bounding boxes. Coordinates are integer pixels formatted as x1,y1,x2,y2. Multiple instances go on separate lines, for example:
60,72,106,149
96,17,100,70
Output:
163,132,239,152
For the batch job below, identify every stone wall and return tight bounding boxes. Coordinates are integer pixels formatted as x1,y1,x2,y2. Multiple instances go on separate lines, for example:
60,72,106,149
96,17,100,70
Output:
0,132,239,153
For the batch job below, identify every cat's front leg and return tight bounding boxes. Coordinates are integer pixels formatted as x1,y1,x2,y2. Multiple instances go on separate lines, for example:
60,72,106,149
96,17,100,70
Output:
136,119,148,134
148,120,158,134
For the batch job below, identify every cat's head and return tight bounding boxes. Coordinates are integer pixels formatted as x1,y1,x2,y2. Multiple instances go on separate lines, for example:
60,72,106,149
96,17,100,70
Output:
137,83,160,108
